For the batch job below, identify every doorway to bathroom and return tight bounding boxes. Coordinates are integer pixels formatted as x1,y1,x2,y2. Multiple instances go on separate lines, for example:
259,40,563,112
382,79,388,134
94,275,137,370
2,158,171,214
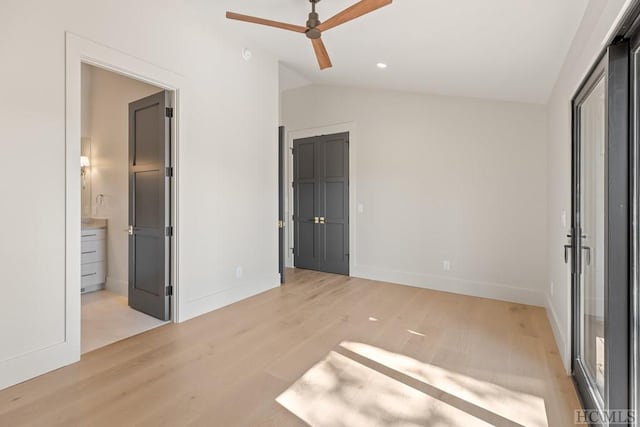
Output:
80,63,174,354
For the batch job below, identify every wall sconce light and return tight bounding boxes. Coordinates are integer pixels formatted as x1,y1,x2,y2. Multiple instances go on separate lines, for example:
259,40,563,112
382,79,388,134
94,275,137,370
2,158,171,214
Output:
80,156,90,176
80,156,90,189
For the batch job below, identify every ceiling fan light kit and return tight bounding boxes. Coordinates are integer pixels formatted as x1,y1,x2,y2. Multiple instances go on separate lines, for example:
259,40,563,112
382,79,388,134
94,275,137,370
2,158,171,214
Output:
226,0,393,70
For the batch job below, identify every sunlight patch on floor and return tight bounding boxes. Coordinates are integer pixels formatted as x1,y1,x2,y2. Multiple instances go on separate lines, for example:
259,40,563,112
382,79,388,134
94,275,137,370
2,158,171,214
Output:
276,342,547,427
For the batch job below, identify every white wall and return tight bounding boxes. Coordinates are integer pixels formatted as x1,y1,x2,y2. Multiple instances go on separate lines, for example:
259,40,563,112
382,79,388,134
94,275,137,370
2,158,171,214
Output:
0,0,279,390
82,64,162,296
546,0,629,371
282,85,548,306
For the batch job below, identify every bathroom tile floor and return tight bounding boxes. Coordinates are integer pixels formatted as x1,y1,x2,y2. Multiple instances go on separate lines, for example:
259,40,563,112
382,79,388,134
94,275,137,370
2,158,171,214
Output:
81,290,168,354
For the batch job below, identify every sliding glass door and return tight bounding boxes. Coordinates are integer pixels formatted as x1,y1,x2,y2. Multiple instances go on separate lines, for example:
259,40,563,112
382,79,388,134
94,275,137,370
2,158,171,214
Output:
571,41,630,423
574,65,607,410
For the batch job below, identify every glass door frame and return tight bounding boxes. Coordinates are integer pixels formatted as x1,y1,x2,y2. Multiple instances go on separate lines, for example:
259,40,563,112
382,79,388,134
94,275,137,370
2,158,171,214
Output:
630,18,640,423
571,39,631,420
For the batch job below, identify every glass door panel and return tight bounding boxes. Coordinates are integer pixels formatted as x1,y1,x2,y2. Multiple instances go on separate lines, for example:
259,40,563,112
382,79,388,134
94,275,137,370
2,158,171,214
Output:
578,76,606,404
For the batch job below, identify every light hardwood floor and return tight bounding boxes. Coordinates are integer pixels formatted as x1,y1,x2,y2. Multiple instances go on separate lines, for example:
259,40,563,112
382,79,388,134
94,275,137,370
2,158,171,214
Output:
0,269,580,426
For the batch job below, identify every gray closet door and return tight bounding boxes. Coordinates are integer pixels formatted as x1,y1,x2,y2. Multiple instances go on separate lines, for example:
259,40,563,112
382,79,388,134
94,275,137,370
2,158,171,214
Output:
128,91,172,321
318,133,349,275
293,136,319,270
293,132,349,275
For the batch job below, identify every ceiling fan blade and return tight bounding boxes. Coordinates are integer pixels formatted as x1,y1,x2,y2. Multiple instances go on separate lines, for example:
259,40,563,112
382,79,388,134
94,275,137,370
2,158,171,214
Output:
317,0,392,32
311,38,333,70
226,12,307,33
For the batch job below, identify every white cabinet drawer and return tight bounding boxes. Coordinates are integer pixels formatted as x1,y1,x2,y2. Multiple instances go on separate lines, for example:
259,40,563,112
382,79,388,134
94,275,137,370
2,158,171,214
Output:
81,229,106,242
81,262,105,287
81,240,105,264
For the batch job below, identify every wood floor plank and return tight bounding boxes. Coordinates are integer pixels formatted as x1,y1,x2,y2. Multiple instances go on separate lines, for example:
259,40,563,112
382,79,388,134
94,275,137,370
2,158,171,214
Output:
0,269,581,426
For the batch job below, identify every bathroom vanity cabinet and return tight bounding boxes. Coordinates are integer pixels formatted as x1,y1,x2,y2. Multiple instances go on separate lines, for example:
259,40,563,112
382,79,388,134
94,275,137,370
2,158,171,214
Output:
81,219,107,294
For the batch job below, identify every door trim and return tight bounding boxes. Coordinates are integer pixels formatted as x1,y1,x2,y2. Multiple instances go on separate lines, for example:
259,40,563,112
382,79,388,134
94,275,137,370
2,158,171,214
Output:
64,33,182,365
286,122,356,275
604,39,630,414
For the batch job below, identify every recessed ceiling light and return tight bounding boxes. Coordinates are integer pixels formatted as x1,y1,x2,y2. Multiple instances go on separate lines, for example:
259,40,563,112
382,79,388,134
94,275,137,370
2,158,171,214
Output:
376,63,388,69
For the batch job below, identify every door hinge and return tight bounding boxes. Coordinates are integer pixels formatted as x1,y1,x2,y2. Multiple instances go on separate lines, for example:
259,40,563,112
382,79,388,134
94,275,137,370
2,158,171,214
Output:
165,107,174,118
165,167,174,177
165,285,173,296
166,226,174,237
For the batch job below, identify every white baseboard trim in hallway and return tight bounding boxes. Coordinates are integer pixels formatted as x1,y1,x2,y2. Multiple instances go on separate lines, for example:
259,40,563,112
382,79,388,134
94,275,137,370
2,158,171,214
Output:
351,264,546,307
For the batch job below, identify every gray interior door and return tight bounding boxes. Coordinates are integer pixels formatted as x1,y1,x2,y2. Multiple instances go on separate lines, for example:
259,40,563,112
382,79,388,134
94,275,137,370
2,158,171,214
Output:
293,132,349,275
128,91,172,321
293,136,318,271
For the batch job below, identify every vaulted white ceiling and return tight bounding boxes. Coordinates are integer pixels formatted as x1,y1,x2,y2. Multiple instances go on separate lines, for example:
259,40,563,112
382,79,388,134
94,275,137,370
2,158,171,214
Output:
201,0,589,104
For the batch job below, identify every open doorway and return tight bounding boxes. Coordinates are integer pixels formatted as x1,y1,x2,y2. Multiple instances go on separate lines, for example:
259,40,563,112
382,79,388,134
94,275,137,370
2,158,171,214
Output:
80,64,174,354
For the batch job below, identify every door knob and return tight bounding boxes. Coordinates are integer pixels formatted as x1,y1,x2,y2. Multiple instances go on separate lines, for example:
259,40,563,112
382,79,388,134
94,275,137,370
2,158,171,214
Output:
128,225,134,235
319,217,325,224
314,217,319,224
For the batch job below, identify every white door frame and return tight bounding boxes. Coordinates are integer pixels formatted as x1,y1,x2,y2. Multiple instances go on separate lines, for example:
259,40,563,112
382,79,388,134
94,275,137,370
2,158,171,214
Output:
66,32,184,359
285,122,357,274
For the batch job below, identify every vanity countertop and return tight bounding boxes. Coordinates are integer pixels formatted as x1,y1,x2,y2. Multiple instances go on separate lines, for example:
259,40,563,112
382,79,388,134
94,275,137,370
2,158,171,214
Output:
81,218,108,230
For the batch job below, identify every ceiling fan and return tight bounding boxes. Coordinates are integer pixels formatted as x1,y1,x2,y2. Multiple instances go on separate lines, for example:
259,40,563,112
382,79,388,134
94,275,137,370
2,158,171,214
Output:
226,0,393,70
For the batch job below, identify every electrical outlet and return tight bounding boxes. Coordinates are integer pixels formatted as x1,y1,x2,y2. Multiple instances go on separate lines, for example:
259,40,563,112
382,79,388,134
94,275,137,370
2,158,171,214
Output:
236,266,243,279
550,281,555,296
443,260,451,272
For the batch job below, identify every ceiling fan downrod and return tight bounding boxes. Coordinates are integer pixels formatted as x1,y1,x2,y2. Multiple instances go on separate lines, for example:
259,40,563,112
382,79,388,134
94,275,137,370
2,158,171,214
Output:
306,0,322,40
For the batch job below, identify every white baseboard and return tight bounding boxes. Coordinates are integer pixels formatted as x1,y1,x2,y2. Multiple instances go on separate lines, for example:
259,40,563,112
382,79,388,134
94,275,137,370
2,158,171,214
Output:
179,275,280,323
351,264,546,307
546,293,571,374
106,277,128,296
0,341,79,391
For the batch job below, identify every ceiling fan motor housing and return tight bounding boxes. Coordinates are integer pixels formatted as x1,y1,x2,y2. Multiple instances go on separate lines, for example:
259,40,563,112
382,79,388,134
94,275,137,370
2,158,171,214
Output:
306,27,322,39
